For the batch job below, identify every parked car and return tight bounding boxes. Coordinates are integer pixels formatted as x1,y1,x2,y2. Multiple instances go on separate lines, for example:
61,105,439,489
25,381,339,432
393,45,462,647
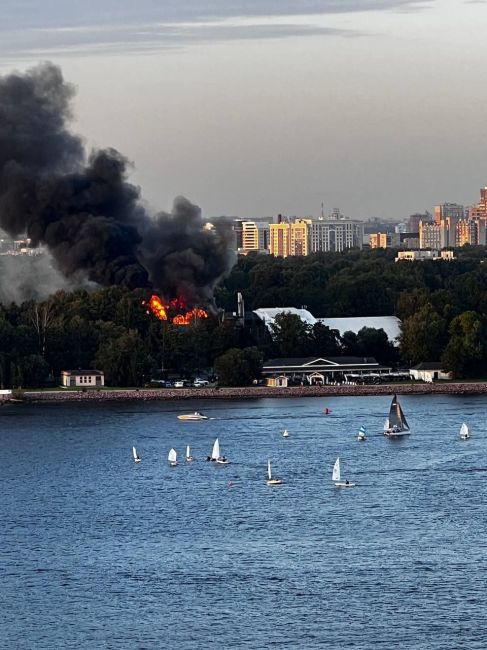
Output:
193,379,209,387
174,380,186,388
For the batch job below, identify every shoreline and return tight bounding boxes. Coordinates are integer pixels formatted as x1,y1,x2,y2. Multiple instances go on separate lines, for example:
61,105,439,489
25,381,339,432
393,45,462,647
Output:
14,382,487,402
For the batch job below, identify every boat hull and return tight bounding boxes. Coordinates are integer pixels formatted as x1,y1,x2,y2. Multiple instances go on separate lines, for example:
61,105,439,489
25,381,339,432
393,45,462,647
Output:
384,430,410,438
267,479,283,486
177,415,208,421
334,481,355,488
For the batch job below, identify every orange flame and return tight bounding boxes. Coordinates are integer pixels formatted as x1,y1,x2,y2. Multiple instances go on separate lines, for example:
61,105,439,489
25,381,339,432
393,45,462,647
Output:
146,295,208,325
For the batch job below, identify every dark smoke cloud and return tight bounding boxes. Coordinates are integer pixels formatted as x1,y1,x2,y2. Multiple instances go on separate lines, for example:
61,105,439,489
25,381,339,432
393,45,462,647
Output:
0,62,235,306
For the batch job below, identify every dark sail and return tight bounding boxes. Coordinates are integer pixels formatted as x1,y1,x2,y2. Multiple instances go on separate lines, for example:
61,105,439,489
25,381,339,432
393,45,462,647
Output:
388,395,409,431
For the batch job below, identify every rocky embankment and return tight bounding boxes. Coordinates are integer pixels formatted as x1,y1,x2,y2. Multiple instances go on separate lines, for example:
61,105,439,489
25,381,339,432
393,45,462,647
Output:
19,382,487,402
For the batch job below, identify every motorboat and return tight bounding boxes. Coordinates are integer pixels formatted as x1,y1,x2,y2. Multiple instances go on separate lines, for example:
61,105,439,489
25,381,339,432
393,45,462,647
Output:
177,411,208,421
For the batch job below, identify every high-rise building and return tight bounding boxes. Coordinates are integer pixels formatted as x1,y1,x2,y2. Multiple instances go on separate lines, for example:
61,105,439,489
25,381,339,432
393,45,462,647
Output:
311,219,363,252
290,219,311,256
456,219,478,246
369,233,389,249
269,223,291,257
239,221,269,254
434,203,465,225
419,221,441,249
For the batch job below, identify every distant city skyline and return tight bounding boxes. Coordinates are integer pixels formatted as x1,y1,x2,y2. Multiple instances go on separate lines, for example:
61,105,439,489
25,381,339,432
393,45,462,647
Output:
1,0,486,220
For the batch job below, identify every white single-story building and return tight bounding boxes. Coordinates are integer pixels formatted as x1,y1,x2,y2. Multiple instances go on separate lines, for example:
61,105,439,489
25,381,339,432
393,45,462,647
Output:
410,362,452,383
61,370,105,388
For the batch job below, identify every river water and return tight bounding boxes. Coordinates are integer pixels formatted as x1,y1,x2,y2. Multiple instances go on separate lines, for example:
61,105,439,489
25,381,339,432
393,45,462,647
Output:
1,394,486,649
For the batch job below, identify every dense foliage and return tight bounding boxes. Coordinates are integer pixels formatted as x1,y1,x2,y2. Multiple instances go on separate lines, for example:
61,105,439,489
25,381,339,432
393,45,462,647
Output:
2,245,487,387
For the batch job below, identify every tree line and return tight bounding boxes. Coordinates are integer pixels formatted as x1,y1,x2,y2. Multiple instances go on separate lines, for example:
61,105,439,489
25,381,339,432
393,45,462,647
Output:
1,245,487,387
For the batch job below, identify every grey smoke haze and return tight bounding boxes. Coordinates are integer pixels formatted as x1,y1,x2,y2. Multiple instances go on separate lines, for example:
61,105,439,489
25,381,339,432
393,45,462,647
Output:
0,254,94,305
0,63,235,305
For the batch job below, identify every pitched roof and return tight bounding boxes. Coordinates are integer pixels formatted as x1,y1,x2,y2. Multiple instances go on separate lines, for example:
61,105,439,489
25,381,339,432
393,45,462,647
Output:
263,356,379,369
411,362,444,370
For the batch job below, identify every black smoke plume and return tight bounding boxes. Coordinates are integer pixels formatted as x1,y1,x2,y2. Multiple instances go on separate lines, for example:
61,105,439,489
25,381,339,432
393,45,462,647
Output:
0,62,235,306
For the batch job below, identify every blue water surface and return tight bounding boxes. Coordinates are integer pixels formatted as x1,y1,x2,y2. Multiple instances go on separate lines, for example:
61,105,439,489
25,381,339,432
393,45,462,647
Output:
1,394,486,649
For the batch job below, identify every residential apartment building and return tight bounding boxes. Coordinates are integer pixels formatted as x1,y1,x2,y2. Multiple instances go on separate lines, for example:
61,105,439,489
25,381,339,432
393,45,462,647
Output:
240,221,269,254
311,219,363,253
290,219,311,256
434,203,465,224
269,222,292,257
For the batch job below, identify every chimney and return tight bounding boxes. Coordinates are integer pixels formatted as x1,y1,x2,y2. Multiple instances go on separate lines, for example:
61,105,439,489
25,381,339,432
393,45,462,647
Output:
237,292,245,320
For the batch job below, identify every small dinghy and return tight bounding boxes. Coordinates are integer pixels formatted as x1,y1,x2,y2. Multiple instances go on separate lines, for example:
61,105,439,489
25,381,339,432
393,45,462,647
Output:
208,438,229,464
332,457,355,488
185,445,194,462
459,423,470,440
168,448,178,466
357,426,367,442
132,446,141,463
266,459,283,486
282,429,289,438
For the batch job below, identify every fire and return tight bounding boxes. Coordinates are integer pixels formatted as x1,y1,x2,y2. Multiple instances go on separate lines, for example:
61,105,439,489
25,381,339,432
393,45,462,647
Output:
145,295,208,325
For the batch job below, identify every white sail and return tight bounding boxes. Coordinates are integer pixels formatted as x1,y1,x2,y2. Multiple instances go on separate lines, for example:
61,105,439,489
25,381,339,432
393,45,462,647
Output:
168,448,177,463
186,445,191,458
384,418,389,430
268,459,272,480
332,457,340,482
211,438,220,460
460,423,469,438
132,446,138,460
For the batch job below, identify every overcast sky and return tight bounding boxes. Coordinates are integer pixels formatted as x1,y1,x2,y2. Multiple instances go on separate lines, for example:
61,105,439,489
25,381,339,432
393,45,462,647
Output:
1,0,486,220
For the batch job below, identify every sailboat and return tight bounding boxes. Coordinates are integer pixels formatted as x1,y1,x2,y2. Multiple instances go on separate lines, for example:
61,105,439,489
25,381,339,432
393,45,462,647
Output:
266,459,283,486
168,448,178,466
357,426,367,441
332,457,355,488
384,395,410,437
209,438,229,464
282,429,289,438
132,446,141,463
186,445,194,462
459,423,470,440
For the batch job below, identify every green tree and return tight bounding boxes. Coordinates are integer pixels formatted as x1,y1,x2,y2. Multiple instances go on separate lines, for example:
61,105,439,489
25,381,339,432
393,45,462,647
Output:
270,313,312,357
13,354,50,388
400,304,447,365
95,329,152,386
441,311,486,378
215,347,263,386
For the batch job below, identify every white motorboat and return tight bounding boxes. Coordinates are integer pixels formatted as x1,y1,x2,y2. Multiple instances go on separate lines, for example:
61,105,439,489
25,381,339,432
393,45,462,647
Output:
177,411,208,421
208,438,229,464
357,426,367,441
332,457,355,488
168,448,178,466
459,423,470,440
266,459,283,486
185,444,194,462
282,429,289,438
384,395,410,437
132,446,141,463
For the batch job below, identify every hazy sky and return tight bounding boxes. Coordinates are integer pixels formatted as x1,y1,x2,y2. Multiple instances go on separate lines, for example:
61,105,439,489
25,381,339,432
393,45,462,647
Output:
1,0,486,220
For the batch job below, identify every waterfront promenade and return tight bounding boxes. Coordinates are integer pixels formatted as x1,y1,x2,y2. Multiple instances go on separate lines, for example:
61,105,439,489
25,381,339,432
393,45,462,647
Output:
17,382,487,402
